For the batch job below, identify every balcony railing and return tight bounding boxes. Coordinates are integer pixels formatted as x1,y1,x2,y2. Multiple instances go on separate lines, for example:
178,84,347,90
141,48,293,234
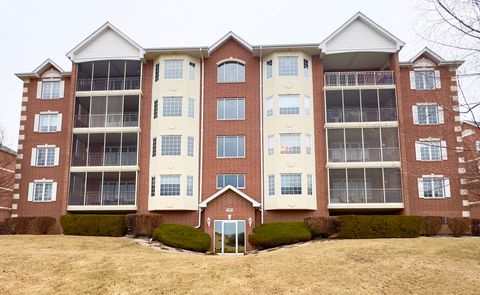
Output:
68,191,136,206
328,147,400,162
327,107,397,123
324,71,395,87
76,77,141,91
72,152,137,167
74,113,139,128
329,188,402,204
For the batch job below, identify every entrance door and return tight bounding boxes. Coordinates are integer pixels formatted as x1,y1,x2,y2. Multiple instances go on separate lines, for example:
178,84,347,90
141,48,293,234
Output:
214,220,246,255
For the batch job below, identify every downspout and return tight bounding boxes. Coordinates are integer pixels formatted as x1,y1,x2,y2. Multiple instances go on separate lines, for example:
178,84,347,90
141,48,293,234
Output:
259,46,264,224
196,48,205,228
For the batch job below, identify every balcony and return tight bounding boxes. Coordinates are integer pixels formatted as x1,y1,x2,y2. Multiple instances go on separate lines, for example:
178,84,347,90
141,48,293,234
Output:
328,147,400,162
72,152,137,167
76,60,141,92
324,71,394,87
74,113,139,128
76,77,141,92
68,171,137,210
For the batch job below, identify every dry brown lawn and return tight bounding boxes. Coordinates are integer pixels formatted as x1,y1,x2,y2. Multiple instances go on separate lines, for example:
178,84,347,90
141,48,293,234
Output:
1,236,480,294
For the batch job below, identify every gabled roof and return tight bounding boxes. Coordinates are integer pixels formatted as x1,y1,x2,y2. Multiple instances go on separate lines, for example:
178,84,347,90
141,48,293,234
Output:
319,11,405,54
199,185,261,208
209,31,252,54
399,47,464,67
66,22,145,62
15,59,70,79
0,144,16,155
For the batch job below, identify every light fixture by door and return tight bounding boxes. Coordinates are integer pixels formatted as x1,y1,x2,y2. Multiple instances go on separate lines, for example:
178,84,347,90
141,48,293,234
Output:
248,217,253,227
207,217,211,227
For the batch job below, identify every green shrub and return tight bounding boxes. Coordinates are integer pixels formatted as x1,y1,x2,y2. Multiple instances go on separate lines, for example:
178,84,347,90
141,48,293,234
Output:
472,219,480,236
3,217,56,234
152,224,211,252
336,215,421,239
125,214,163,237
60,214,127,237
248,222,312,249
304,217,339,238
420,216,444,236
447,217,470,237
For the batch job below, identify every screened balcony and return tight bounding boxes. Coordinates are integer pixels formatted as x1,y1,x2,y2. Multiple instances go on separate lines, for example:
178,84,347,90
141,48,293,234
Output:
329,168,402,206
324,71,394,87
74,95,139,128
327,128,399,162
68,172,136,207
76,60,141,91
326,89,397,123
71,133,138,167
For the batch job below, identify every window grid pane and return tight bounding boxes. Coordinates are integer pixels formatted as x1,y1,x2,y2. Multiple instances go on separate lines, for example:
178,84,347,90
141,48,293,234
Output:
188,137,194,157
42,81,60,99
268,175,275,195
189,62,195,80
217,62,245,83
266,60,273,79
188,98,195,118
39,114,58,132
152,138,157,157
187,176,194,196
217,136,245,158
164,60,183,79
281,174,302,195
217,98,245,120
153,100,158,119
150,177,155,196
278,56,298,76
266,96,274,117
304,96,311,116
216,174,245,188
160,175,181,196
280,133,301,154
279,95,300,115
307,174,313,195
268,135,274,155
306,134,312,155
154,63,159,81
163,97,182,117
161,136,181,156
303,59,309,77
423,178,445,198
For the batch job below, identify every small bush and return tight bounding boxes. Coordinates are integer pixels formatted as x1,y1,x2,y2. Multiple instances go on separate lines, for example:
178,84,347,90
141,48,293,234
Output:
248,222,312,249
61,214,127,237
472,219,480,236
304,217,339,238
3,217,56,234
0,222,5,235
336,215,422,239
420,216,444,236
152,224,211,252
125,214,163,237
447,217,470,237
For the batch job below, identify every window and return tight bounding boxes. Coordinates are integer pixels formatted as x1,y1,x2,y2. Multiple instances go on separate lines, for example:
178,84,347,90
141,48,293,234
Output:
420,178,448,198
153,100,158,119
303,59,309,77
267,135,274,155
154,63,159,82
160,175,180,196
266,96,274,117
306,134,312,155
161,135,181,156
33,182,53,202
38,114,59,132
164,60,183,79
152,138,157,157
415,71,435,90
278,56,298,76
187,176,194,196
268,175,275,196
188,136,194,157
280,133,301,154
188,98,195,118
217,61,245,83
217,98,245,120
150,177,156,197
418,141,442,161
304,96,311,116
216,174,245,189
41,81,61,99
36,147,55,166
281,174,302,195
217,136,245,158
307,174,313,195
417,105,439,125
189,62,195,80
266,60,273,79
163,97,182,117
279,95,300,115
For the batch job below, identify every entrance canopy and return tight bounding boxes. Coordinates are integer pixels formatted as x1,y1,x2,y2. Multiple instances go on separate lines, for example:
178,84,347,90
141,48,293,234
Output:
199,185,261,208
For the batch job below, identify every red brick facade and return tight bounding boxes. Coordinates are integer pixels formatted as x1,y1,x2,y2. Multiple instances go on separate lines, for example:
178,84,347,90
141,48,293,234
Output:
0,147,16,222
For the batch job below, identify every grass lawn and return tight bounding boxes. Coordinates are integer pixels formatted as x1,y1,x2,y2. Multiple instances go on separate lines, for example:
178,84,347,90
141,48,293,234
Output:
1,236,480,294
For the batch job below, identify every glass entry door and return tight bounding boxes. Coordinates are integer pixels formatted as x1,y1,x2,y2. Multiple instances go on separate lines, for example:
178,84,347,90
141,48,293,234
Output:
214,220,246,255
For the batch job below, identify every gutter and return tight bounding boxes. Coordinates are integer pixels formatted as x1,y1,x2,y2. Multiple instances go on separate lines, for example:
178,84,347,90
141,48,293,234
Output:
259,46,264,224
196,49,205,228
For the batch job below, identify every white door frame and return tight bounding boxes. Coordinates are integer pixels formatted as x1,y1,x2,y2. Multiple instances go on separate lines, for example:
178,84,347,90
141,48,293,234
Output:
214,220,246,255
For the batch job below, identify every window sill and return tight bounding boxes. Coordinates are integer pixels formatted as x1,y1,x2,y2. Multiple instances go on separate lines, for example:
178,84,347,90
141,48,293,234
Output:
216,81,245,84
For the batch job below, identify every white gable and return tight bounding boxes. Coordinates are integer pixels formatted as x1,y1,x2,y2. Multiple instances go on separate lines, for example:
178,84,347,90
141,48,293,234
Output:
326,19,397,53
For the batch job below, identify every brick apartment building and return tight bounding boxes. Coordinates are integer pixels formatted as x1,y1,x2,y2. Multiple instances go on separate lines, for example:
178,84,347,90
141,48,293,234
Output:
0,144,16,221
10,12,473,253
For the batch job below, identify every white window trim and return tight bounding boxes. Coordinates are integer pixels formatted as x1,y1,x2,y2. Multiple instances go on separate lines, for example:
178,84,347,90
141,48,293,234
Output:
31,145,60,167
417,176,450,199
217,98,245,120
216,174,246,189
217,136,245,158
415,139,447,161
28,179,57,202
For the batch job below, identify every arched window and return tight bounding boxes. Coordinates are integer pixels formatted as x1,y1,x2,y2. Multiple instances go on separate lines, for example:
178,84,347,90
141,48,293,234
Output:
217,61,245,83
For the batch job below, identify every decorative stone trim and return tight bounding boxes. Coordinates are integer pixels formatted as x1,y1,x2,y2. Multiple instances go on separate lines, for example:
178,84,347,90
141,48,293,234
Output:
456,146,464,153
458,167,466,174
17,153,23,159
15,174,21,179
456,136,463,142
13,194,19,199
21,106,26,111
458,157,465,163
23,87,28,93
13,184,19,189
11,204,18,210
454,126,462,132
18,135,25,140
451,86,457,92
20,115,27,121
17,144,23,150
22,96,28,102
15,164,21,170
11,214,18,218
460,189,468,195
454,115,461,122
19,125,24,131
463,200,469,206
462,211,470,217
461,178,467,184
452,95,458,101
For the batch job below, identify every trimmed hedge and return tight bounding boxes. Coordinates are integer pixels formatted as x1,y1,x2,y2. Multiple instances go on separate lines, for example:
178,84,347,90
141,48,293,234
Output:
304,217,339,238
152,224,211,252
61,214,127,237
248,222,312,249
420,216,444,236
336,215,422,239
3,217,56,234
447,217,470,237
125,214,163,237
472,219,480,236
